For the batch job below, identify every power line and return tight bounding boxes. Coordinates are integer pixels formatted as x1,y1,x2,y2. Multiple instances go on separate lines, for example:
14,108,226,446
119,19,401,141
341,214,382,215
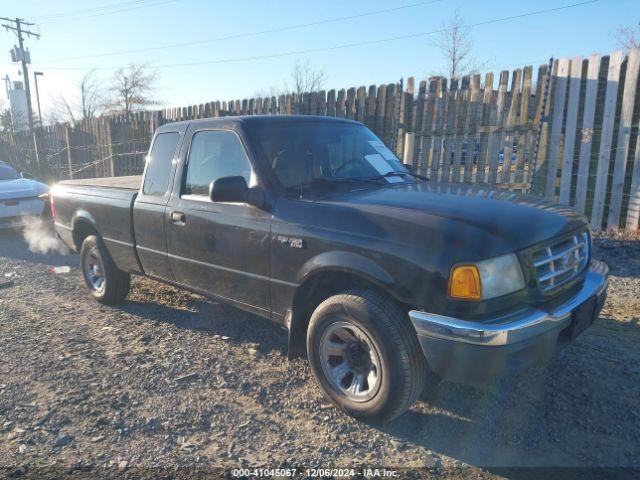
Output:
40,0,603,72
37,0,176,25
38,0,443,63
33,0,165,20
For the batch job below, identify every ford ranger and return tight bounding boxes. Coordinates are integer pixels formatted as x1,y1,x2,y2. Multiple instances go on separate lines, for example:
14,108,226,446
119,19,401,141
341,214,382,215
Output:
51,115,609,422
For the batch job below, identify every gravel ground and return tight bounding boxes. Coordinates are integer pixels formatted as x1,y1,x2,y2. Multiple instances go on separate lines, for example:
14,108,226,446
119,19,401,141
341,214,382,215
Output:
0,229,639,479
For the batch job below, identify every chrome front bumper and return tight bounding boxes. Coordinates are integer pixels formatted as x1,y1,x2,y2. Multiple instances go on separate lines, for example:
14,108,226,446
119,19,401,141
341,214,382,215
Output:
409,260,609,384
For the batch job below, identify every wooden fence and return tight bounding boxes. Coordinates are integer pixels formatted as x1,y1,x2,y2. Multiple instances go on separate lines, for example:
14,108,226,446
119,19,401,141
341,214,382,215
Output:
1,48,639,231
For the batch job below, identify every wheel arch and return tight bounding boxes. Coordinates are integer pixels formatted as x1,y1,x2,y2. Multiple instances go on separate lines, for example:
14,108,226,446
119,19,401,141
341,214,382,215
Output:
71,211,100,251
287,252,405,359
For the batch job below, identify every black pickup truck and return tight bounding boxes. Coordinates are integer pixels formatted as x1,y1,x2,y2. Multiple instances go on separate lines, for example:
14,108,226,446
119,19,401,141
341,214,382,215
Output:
52,115,609,422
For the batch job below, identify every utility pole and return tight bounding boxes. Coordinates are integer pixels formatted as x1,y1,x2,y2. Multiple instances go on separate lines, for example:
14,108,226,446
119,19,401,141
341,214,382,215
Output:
1,17,41,174
2,74,10,98
34,71,43,125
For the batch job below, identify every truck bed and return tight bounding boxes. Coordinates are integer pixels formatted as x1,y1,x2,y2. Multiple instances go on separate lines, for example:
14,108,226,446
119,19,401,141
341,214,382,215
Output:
53,175,142,275
59,175,142,191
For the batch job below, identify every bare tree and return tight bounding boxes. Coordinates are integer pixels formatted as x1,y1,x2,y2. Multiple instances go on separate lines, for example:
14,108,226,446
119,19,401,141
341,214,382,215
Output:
433,11,478,80
48,95,77,124
79,69,106,119
0,100,13,133
287,59,327,94
252,85,282,98
47,69,106,124
0,98,28,132
615,22,640,51
107,64,159,114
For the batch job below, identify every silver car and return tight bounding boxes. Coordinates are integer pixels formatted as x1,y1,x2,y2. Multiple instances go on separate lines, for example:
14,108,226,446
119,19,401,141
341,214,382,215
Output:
0,161,49,229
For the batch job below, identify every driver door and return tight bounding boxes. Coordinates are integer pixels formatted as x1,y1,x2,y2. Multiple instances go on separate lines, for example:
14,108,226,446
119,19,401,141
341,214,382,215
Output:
165,128,271,317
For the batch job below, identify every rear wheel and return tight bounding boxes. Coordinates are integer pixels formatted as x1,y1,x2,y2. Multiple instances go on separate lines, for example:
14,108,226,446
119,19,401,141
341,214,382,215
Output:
80,235,130,304
306,289,428,423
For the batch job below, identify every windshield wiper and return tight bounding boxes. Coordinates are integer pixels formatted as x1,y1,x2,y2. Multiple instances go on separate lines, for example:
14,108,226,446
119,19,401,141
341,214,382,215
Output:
287,172,428,197
294,176,383,190
287,176,385,197
367,171,429,182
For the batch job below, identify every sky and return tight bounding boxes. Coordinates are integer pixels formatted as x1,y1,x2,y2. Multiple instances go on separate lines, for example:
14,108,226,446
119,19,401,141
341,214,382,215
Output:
0,0,637,119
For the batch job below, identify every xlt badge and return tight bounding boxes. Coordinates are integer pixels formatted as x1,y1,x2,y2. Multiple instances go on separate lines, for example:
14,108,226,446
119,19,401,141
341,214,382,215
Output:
276,235,305,249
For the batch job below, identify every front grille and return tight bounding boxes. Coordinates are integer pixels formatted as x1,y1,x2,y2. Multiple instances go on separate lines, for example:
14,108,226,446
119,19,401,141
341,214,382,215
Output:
531,231,589,292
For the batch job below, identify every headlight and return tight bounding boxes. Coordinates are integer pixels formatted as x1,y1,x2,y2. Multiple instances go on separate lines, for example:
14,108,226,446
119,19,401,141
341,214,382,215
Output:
449,253,525,301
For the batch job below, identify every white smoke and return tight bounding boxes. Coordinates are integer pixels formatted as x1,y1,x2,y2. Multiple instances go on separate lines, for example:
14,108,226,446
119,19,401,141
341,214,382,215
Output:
20,216,69,255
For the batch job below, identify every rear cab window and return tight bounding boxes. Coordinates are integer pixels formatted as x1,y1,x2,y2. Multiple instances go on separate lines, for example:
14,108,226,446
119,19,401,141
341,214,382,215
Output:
142,132,180,196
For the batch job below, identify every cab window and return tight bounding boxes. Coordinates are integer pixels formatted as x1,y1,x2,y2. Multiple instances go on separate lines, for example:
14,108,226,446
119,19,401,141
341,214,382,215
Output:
184,130,253,197
142,132,180,196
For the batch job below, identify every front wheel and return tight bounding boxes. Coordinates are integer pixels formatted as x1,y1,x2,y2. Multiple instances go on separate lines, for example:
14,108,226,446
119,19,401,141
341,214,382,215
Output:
306,289,428,423
80,235,130,304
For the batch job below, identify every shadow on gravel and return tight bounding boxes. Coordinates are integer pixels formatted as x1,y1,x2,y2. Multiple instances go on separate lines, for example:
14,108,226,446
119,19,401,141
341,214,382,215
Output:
593,237,640,279
119,298,289,356
375,312,640,470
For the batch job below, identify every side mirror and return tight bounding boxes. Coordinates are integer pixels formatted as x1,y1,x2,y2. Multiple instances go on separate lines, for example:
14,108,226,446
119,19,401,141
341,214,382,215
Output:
210,176,248,203
209,176,266,208
21,172,34,179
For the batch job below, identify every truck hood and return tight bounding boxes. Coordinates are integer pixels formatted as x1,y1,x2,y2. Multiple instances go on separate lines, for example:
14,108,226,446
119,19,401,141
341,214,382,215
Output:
310,182,587,259
0,178,48,201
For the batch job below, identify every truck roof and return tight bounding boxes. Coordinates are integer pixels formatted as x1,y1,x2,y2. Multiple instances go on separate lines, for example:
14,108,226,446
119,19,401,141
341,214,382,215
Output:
156,115,360,133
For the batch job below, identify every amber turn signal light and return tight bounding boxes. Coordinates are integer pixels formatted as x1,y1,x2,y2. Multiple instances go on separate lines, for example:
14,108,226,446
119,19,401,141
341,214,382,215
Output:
449,265,482,300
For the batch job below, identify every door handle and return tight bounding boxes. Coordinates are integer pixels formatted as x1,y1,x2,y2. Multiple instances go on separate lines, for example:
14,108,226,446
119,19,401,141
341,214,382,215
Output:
171,211,186,224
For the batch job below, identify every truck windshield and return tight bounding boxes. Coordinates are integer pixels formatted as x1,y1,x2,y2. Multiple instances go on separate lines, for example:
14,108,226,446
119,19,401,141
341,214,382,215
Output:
250,123,417,190
0,165,20,181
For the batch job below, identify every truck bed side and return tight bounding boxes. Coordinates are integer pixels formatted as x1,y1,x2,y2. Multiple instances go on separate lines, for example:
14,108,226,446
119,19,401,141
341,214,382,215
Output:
53,181,143,275
58,175,142,191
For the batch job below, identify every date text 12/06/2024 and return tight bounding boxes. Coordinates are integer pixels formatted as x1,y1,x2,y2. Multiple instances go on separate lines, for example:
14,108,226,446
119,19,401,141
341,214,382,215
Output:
231,467,399,477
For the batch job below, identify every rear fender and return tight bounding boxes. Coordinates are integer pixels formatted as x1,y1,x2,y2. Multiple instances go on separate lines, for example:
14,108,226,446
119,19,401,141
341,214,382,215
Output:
71,210,100,250
72,210,99,233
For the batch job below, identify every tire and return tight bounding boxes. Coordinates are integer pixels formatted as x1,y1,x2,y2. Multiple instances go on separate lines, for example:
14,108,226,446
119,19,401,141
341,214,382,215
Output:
80,235,130,305
306,289,427,423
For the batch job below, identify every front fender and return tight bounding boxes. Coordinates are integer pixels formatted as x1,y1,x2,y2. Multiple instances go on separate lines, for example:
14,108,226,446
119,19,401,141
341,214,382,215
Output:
296,250,395,289
286,250,397,359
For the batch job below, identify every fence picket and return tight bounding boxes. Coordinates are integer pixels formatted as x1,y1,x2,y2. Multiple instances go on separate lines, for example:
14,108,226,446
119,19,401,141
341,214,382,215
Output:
430,78,447,181
487,71,509,185
475,72,494,184
501,69,522,185
607,48,640,229
574,54,601,213
451,79,468,183
365,85,377,130
626,117,640,230
531,63,551,194
591,51,624,229
558,57,584,204
375,85,387,140
462,75,480,183
546,58,570,198
514,66,532,185
418,78,436,175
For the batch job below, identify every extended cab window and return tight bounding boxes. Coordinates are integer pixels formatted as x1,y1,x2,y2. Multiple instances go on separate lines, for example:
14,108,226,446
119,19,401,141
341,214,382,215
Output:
142,132,180,196
184,130,252,196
